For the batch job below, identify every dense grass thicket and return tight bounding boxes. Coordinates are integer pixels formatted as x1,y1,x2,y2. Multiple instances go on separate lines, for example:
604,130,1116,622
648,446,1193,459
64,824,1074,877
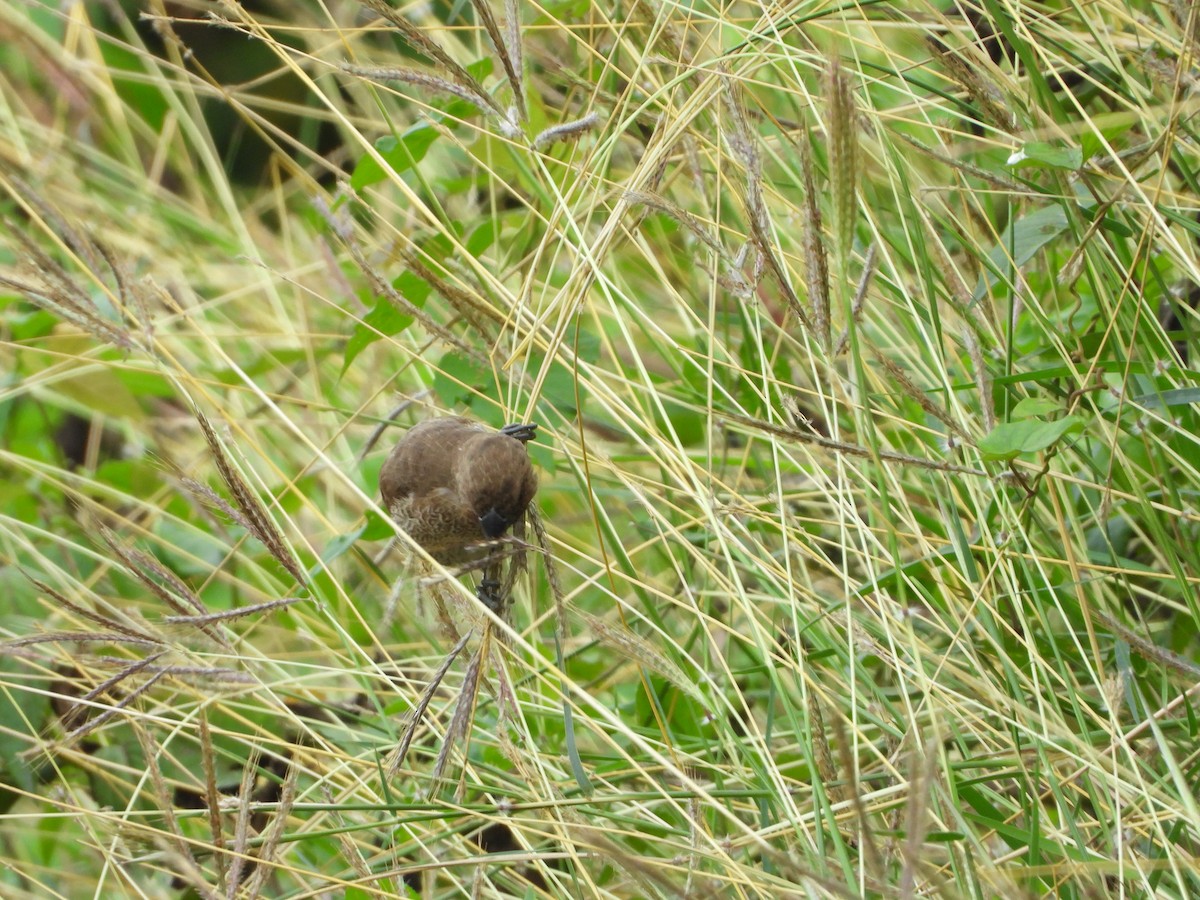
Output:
2,0,1200,896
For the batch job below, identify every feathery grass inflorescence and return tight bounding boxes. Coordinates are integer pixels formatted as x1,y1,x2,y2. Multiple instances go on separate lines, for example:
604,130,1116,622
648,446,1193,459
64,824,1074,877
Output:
195,411,307,586
721,70,810,328
825,57,859,273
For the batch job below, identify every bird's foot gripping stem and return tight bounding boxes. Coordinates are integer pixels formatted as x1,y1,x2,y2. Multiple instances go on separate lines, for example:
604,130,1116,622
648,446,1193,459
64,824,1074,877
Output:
477,577,506,613
499,423,538,443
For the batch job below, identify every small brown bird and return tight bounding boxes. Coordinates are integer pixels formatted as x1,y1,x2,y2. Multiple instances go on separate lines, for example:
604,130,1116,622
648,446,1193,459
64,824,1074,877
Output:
379,417,538,566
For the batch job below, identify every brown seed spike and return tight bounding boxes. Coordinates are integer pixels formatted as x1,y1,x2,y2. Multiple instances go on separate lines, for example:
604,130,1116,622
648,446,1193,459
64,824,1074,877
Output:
380,417,538,564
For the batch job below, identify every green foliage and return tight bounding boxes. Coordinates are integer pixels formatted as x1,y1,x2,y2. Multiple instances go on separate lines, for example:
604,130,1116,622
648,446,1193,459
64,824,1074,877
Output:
2,0,1200,896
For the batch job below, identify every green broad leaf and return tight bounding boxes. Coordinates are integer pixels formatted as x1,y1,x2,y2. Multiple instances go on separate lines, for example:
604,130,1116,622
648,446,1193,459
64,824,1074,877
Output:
527,351,580,418
350,125,440,191
653,393,705,447
1080,119,1133,163
973,204,1070,302
466,220,498,258
464,57,495,83
1006,142,1082,171
117,368,176,399
361,508,396,541
534,0,591,23
1011,397,1061,418
342,298,413,373
433,351,493,412
343,271,430,373
56,367,143,419
322,520,368,564
977,416,1084,460
3,305,57,341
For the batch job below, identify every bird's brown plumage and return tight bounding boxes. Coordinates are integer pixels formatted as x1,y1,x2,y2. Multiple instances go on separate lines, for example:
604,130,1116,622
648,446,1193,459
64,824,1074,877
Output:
379,417,537,564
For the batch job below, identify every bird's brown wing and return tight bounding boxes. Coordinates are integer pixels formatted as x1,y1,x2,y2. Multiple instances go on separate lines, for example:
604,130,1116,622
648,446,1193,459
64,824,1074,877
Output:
379,417,484,508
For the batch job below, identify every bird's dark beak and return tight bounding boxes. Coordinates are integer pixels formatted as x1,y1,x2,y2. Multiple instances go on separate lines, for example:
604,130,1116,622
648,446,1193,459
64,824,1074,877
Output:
480,507,510,538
